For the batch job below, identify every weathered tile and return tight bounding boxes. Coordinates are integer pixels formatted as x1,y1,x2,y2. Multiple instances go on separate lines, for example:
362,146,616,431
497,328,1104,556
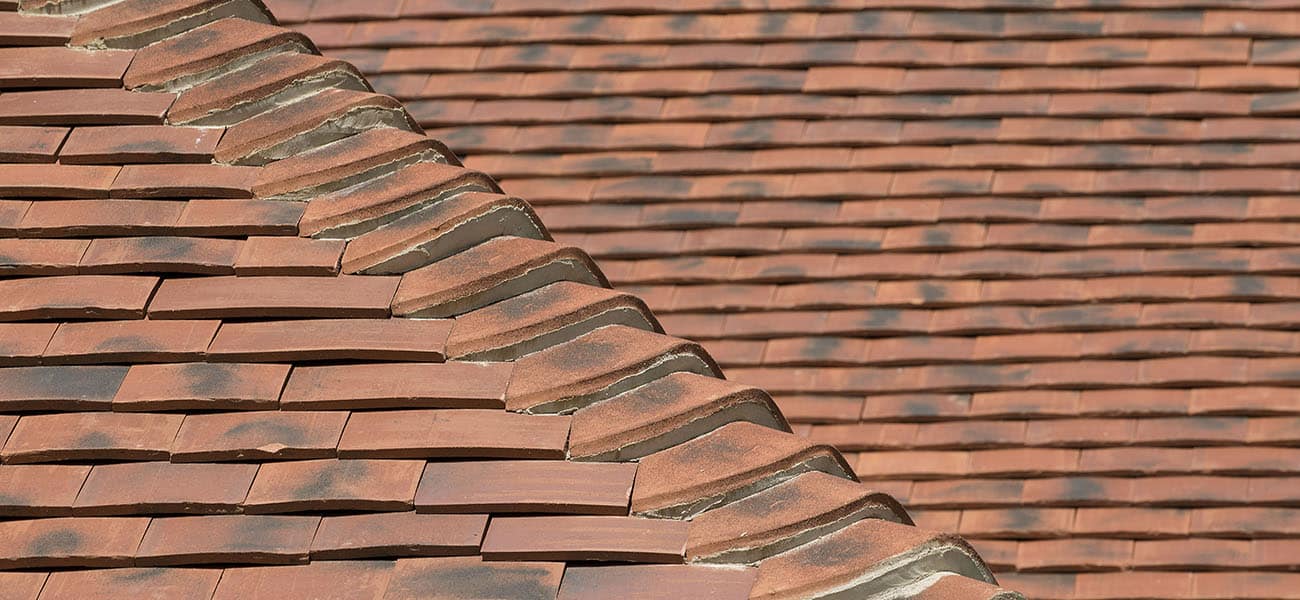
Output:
43,320,219,364
0,517,150,568
213,561,395,600
78,237,241,275
233,236,344,276
0,47,132,88
73,462,259,515
415,460,636,515
243,458,424,513
170,411,348,462
557,564,758,600
59,126,222,164
338,409,570,459
0,365,128,411
38,568,221,600
280,362,508,409
482,516,688,563
208,319,451,362
135,514,320,566
1,412,182,463
148,275,399,319
113,362,291,411
0,464,90,517
384,556,564,600
311,512,487,559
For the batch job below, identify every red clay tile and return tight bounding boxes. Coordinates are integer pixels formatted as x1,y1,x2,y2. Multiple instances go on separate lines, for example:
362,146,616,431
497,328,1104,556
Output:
0,323,57,366
147,275,399,319
0,365,127,411
310,512,487,559
243,458,424,513
78,237,241,275
168,52,363,124
298,162,496,238
233,236,344,276
482,515,688,563
70,0,274,47
212,561,395,600
170,410,348,462
0,163,118,198
1,412,182,463
218,90,413,166
174,199,304,236
208,318,450,361
632,421,854,518
0,126,66,162
0,464,89,517
0,517,150,568
0,88,174,125
42,319,219,364
73,461,258,515
281,362,508,410
0,572,48,600
0,238,90,276
415,460,636,515
686,470,909,562
111,164,258,198
505,325,718,413
124,17,311,89
253,127,448,198
0,12,74,46
385,556,564,600
19,200,184,237
59,126,222,164
0,47,132,88
569,371,786,461
135,514,320,566
113,362,289,411
339,408,570,459
558,564,758,600
38,568,221,600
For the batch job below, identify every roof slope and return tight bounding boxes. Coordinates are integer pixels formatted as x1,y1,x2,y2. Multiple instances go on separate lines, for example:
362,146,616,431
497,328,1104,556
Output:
276,1,1300,599
0,0,1015,598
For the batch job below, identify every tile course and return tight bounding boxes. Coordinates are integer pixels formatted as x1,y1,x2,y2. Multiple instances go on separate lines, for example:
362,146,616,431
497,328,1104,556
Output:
0,0,1033,597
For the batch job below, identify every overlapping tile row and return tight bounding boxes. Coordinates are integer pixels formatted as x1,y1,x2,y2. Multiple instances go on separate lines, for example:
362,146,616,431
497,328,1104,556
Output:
275,0,1300,598
0,0,1013,598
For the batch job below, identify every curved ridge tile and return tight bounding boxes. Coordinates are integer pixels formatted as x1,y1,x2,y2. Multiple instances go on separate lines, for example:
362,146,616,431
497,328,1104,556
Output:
343,191,548,275
569,371,787,462
123,17,313,91
750,519,1002,600
169,52,369,125
392,236,607,319
631,421,856,519
71,0,275,49
447,281,660,362
505,324,721,414
254,128,452,199
300,161,497,239
686,471,911,564
214,87,416,165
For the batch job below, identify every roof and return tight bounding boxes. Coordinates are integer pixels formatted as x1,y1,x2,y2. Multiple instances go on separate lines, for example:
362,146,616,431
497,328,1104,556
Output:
271,1,1300,599
0,1,1017,598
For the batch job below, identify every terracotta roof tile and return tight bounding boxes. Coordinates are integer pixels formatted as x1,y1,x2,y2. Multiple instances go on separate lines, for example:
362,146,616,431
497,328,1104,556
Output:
0,88,175,125
414,460,637,515
384,556,564,600
38,568,221,600
557,564,758,600
168,52,365,124
0,238,89,276
135,514,320,565
170,410,347,462
0,125,67,162
299,161,497,238
212,560,395,600
0,12,73,46
41,319,220,364
281,362,508,410
78,236,241,275
0,163,119,197
0,516,150,568
124,17,312,90
0,365,128,411
482,515,689,563
243,458,424,513
208,318,446,362
338,408,569,458
173,198,304,236
0,464,89,517
253,127,450,198
310,512,486,559
70,0,274,48
59,125,223,164
148,275,399,319
1,412,183,463
111,163,258,198
0,46,132,88
113,362,289,411
72,461,258,515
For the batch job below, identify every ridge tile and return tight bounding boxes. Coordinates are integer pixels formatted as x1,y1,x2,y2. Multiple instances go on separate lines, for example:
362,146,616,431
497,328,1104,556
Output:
124,17,310,90
299,161,497,238
253,127,448,198
70,0,274,48
168,52,364,124
213,87,410,164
